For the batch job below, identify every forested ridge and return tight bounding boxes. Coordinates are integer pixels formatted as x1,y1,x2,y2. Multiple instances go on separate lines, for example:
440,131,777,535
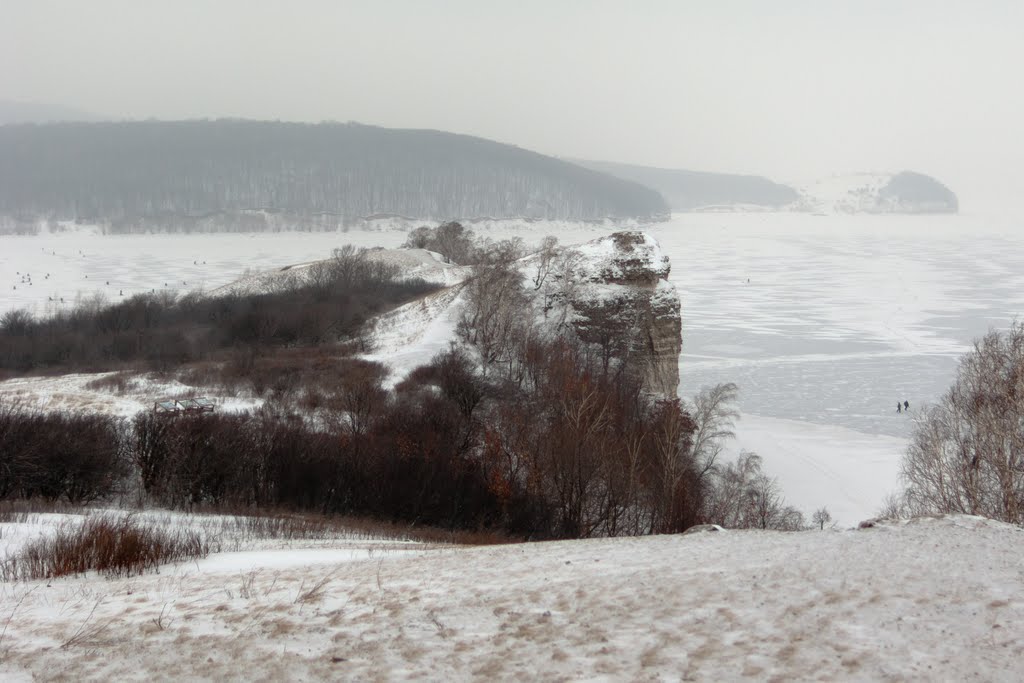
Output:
574,159,800,210
0,120,668,232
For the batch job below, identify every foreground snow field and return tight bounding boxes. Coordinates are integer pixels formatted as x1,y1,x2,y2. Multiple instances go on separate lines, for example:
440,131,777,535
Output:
0,515,1021,681
3,213,1024,524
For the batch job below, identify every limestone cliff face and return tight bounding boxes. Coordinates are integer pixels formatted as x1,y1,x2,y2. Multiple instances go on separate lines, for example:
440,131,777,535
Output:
558,231,682,397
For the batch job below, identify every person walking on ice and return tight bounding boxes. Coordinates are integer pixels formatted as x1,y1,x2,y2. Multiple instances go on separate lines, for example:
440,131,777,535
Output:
897,401,902,414
904,400,909,412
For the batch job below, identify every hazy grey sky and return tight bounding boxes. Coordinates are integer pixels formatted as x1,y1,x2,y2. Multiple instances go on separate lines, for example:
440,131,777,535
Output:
3,0,1022,209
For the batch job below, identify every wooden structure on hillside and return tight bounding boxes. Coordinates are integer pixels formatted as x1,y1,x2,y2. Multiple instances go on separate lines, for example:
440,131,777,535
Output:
152,397,216,416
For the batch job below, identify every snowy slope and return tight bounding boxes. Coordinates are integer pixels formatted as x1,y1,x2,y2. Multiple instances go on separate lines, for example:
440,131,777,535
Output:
0,222,609,316
723,414,906,527
0,514,1021,681
362,284,468,386
211,248,470,297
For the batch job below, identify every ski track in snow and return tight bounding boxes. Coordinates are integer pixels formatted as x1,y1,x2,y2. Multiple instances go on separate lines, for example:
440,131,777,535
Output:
3,213,1024,523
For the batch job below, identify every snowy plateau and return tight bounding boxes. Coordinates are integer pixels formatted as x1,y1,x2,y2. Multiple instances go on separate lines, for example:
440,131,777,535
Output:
1,212,1024,680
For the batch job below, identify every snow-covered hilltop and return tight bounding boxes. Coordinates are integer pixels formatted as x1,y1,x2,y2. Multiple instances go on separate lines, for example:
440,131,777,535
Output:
793,171,959,215
363,230,683,395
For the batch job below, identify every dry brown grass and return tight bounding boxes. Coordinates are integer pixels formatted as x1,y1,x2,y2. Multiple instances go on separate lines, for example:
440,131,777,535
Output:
1,514,209,581
0,498,79,523
189,506,517,547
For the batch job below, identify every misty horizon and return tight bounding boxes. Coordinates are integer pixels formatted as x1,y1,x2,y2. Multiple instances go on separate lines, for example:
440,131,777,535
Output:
3,1,1023,209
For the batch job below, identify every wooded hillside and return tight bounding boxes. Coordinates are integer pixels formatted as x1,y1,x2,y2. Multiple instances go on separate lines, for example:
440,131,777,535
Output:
0,120,668,232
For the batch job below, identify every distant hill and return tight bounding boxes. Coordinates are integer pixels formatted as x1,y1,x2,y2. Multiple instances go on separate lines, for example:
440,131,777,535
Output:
0,120,668,233
573,159,800,211
578,160,958,215
0,100,99,124
792,172,959,214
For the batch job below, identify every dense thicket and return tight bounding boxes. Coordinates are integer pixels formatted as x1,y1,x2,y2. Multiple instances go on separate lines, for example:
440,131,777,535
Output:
0,337,701,537
0,403,124,503
0,120,668,232
0,337,801,536
0,246,438,373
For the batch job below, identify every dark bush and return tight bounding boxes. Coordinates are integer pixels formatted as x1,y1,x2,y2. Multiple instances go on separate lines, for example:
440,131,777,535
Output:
0,247,440,374
0,402,125,503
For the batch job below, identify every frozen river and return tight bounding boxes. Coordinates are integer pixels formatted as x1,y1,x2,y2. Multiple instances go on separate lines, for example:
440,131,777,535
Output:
652,213,1024,439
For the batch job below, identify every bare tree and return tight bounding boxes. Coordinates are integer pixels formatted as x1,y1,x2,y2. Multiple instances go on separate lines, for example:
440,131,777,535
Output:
900,322,1024,524
456,239,528,373
689,383,740,485
402,222,478,264
532,235,559,290
703,451,804,530
0,309,33,336
812,507,832,530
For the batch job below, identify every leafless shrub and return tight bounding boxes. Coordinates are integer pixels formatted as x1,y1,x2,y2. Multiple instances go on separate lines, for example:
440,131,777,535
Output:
295,571,334,604
60,599,112,649
152,602,174,631
704,451,805,530
532,235,559,290
1,514,209,581
0,249,437,375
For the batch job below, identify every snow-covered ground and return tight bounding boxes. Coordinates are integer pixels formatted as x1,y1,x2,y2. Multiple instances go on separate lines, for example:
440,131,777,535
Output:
3,212,1024,524
0,221,609,317
0,514,1021,681
362,284,468,386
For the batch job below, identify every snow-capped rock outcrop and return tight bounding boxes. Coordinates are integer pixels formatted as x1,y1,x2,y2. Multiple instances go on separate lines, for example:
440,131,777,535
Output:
558,231,682,397
793,171,958,214
366,231,684,398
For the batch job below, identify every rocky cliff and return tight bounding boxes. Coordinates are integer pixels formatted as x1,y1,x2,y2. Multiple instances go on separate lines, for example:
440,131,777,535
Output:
556,231,682,397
